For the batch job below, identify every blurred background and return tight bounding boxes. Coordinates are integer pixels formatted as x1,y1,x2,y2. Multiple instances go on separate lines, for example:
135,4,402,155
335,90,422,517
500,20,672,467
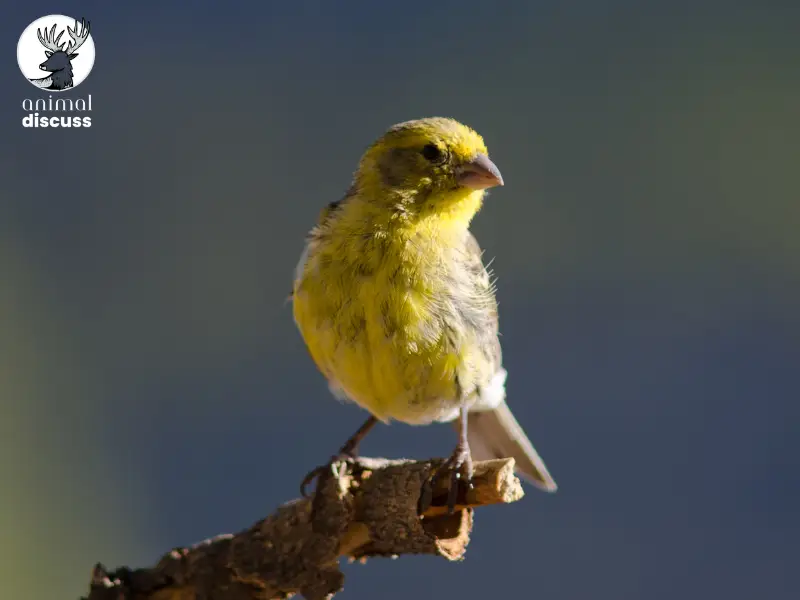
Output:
2,1,798,598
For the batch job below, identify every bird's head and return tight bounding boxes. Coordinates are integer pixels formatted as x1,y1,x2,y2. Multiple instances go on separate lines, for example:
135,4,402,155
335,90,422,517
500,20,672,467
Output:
355,117,503,225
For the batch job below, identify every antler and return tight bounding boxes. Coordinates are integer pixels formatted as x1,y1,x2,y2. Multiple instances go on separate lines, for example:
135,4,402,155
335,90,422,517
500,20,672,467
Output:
65,18,91,55
37,23,65,53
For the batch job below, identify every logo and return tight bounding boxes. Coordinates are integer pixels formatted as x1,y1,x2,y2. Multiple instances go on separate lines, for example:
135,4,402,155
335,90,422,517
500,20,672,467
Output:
17,15,94,128
17,15,94,91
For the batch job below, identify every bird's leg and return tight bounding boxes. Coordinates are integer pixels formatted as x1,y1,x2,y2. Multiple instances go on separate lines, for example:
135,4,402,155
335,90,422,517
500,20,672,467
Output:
337,414,378,457
419,406,474,514
300,415,378,497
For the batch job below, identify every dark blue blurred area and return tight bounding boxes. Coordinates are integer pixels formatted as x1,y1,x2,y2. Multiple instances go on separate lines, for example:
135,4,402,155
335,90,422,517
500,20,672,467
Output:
2,1,798,599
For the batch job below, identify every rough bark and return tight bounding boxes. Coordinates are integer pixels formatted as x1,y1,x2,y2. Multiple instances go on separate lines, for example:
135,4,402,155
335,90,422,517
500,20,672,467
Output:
82,457,524,600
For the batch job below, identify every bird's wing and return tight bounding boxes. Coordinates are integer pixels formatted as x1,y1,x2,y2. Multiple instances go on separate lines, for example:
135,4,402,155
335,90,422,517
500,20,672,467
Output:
462,230,502,369
457,232,558,491
288,185,355,301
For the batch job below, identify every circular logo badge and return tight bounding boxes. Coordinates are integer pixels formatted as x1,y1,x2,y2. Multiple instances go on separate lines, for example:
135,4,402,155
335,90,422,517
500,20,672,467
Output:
17,15,95,92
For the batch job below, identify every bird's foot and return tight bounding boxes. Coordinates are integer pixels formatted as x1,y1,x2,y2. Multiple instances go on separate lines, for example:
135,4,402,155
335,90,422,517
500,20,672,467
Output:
419,442,474,515
300,451,357,498
300,416,378,498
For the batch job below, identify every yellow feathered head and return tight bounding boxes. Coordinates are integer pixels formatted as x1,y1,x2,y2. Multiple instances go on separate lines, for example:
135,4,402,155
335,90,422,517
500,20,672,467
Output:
354,118,503,218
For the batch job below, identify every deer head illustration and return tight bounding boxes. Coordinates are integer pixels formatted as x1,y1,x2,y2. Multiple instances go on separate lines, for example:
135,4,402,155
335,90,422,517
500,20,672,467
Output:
31,18,91,90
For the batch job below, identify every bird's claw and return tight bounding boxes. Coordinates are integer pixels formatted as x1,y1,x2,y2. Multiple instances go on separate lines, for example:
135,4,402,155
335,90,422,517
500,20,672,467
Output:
300,452,356,498
419,444,474,515
301,416,378,498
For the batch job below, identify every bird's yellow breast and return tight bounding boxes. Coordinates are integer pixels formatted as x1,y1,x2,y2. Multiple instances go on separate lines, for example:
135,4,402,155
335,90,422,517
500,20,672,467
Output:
293,192,485,424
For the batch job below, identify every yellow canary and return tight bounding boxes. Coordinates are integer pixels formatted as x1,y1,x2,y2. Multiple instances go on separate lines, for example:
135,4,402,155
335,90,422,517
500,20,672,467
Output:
292,117,556,503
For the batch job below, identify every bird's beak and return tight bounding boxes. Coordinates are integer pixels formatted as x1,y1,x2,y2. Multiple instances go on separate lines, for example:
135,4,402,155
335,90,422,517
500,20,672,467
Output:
456,153,504,190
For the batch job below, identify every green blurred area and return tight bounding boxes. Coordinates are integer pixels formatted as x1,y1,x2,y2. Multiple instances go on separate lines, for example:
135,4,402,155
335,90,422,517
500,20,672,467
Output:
1,231,153,598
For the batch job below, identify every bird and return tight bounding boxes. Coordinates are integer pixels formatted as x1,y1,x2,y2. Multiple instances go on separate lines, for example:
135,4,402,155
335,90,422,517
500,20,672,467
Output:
291,117,557,509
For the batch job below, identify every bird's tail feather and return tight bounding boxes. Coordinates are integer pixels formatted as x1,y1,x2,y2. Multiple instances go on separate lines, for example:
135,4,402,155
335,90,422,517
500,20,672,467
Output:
463,402,558,492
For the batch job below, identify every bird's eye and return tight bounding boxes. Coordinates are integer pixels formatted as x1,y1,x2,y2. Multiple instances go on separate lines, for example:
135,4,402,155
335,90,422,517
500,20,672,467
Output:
421,143,446,164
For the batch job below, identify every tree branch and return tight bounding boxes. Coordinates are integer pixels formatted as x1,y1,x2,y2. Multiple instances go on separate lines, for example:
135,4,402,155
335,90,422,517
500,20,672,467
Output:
82,457,524,600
